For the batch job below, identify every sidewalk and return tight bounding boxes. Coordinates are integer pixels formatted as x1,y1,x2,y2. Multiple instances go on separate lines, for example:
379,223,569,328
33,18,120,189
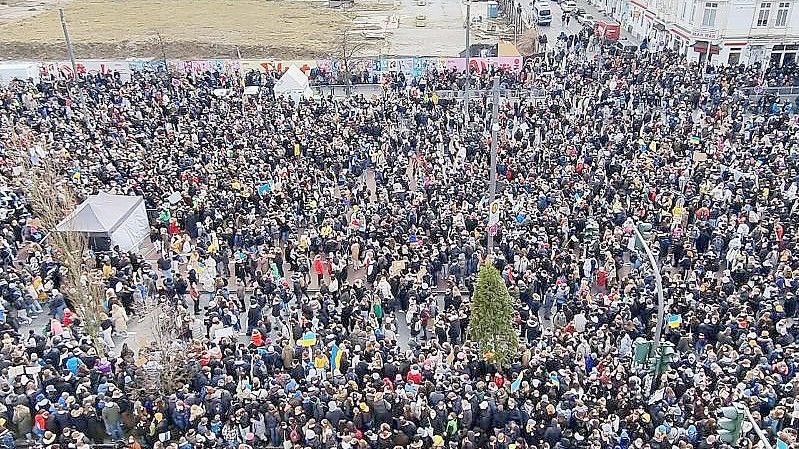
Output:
575,0,640,44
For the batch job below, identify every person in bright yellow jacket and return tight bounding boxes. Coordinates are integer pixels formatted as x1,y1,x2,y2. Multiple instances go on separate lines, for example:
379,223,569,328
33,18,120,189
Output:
207,233,220,254
314,351,329,380
320,223,333,238
102,259,114,279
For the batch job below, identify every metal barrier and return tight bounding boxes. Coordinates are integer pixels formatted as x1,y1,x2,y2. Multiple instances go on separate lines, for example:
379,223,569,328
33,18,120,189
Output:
434,88,547,99
16,443,120,449
312,84,385,97
739,86,799,97
314,83,799,100
310,84,549,99
15,442,282,449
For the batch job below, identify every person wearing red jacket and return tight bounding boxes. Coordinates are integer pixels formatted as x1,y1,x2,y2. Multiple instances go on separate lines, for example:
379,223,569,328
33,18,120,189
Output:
406,365,422,384
312,254,325,286
251,329,264,347
494,372,505,388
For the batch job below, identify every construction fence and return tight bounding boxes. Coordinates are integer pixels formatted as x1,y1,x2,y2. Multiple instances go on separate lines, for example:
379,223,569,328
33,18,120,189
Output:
19,55,526,83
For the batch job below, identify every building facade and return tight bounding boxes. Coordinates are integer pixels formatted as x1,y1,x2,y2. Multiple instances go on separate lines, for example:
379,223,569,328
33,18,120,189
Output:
604,0,799,66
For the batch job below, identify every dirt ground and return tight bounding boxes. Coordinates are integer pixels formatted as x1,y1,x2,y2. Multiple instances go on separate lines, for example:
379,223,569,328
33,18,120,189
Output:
0,0,381,60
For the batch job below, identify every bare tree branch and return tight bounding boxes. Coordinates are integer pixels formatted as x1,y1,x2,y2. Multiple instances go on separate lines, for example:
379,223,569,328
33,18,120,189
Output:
20,141,106,355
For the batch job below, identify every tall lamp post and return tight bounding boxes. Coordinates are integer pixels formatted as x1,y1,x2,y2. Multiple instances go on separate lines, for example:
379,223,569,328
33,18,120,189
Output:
464,0,471,120
486,76,500,255
59,8,77,79
632,223,665,395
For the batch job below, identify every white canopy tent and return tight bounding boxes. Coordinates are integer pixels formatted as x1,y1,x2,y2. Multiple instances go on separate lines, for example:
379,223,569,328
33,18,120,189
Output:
56,192,151,253
273,65,313,104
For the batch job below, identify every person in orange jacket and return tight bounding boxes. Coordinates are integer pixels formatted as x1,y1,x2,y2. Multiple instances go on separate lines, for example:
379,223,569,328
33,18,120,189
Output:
127,436,144,449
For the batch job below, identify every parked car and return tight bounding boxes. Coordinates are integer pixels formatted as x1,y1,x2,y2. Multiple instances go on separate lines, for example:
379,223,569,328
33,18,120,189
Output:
561,0,577,11
533,1,553,25
577,12,595,24
604,40,638,56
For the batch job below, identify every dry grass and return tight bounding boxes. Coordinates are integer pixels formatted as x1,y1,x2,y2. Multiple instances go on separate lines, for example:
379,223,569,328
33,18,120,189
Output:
0,0,368,59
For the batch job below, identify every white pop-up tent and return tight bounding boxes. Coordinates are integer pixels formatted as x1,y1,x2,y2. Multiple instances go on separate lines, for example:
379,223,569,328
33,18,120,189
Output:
56,192,151,252
273,65,313,104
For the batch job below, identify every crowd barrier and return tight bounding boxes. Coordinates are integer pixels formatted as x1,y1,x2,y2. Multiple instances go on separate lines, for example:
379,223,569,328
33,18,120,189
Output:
312,85,549,98
739,86,799,97
433,87,548,98
16,443,120,449
14,443,281,449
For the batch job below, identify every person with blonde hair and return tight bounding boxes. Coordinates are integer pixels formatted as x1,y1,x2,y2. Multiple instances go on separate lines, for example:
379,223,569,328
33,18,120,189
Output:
110,301,129,337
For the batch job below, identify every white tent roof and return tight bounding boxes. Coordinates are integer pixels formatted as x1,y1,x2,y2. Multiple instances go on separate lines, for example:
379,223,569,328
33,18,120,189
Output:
274,65,310,94
56,192,144,234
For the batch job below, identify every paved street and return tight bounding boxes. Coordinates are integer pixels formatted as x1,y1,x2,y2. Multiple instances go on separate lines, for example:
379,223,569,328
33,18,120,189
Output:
15,0,631,358
525,0,639,46
19,163,423,354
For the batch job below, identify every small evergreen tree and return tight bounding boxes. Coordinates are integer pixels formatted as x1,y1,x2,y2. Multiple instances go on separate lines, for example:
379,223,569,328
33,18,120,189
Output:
467,263,519,367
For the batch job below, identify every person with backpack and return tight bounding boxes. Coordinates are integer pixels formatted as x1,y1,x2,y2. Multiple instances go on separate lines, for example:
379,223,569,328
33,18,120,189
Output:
420,306,431,340
0,420,15,449
287,421,302,446
47,288,65,322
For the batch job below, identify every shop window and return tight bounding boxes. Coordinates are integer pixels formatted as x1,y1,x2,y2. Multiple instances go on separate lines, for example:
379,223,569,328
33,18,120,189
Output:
770,52,783,66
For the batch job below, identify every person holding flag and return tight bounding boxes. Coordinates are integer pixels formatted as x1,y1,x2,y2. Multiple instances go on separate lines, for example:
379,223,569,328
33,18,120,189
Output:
511,369,527,393
330,341,344,375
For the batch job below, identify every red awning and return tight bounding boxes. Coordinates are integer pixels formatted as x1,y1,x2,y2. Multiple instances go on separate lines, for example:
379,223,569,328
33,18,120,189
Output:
693,42,720,54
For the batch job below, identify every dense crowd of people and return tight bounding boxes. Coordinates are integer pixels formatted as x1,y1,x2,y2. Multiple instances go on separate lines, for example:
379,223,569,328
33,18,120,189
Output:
290,46,799,91
1,26,799,449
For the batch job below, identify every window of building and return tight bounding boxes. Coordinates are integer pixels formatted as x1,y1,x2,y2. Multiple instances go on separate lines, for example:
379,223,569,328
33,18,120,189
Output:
680,0,689,19
728,49,741,65
775,1,790,26
702,2,718,26
757,1,771,26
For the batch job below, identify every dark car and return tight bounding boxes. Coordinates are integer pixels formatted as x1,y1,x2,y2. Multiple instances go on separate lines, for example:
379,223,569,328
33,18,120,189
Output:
604,40,637,56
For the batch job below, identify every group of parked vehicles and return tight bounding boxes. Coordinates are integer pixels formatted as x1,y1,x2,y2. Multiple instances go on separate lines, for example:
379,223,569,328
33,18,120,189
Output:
526,0,637,56
528,0,608,32
530,0,605,29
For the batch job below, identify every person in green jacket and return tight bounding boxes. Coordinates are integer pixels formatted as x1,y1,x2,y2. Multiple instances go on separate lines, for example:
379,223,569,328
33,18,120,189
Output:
158,207,171,224
373,297,384,326
445,412,459,439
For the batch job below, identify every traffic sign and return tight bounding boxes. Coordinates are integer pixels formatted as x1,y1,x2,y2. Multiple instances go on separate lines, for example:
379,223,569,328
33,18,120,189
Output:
488,199,501,226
